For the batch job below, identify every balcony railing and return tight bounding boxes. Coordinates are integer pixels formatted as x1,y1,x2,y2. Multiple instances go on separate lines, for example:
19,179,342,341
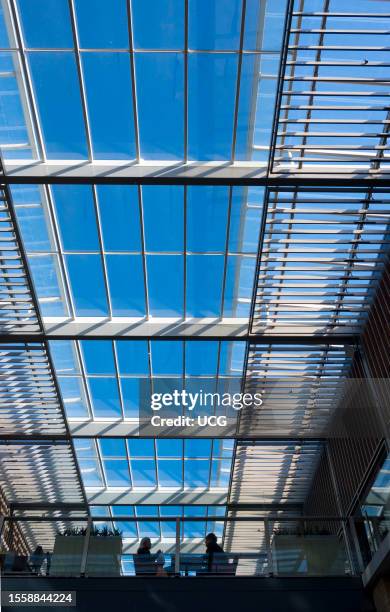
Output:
1,514,384,578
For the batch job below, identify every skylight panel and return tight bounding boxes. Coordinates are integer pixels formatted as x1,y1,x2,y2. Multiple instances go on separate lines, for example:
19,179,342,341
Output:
223,254,256,317
52,185,98,250
97,186,141,252
74,0,128,49
81,340,116,375
184,459,209,487
189,0,242,50
120,378,147,419
188,54,238,160
106,254,146,316
49,340,80,375
186,186,229,252
150,341,183,376
147,254,184,317
28,52,88,158
81,53,136,159
17,0,73,48
28,254,66,316
142,186,183,252
116,342,149,376
157,459,182,488
135,53,184,159
0,52,34,160
57,376,89,418
186,254,224,316
185,341,219,376
131,0,184,49
65,254,108,316
88,377,121,418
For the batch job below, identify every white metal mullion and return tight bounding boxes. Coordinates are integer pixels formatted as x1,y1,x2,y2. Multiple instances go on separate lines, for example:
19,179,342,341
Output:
184,0,188,162
126,0,140,160
112,340,125,421
74,339,93,421
92,185,112,318
137,186,149,318
67,0,93,161
43,184,75,319
183,185,187,319
231,0,247,162
220,186,233,319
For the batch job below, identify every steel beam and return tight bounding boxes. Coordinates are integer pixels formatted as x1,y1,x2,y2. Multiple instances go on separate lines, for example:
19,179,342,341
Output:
2,161,390,185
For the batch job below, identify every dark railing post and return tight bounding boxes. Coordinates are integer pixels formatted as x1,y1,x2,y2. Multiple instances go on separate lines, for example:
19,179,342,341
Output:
264,518,274,576
80,517,92,577
175,517,181,575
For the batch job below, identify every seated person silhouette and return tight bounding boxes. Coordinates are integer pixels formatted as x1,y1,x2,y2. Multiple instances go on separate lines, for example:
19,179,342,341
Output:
204,533,230,574
134,537,157,575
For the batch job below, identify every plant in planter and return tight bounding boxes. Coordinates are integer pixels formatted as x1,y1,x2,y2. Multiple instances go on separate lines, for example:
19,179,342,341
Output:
50,526,123,577
272,525,346,575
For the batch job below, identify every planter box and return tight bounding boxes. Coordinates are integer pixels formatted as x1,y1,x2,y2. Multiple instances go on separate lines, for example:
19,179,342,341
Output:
50,536,122,577
272,535,347,576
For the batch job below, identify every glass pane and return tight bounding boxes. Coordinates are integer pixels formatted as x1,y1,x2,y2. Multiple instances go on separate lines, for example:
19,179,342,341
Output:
120,378,146,418
229,187,262,253
188,54,237,160
184,459,209,487
17,0,73,48
78,459,104,487
49,340,80,375
127,439,155,457
66,254,108,316
82,53,136,159
103,459,131,486
223,255,256,317
147,255,184,317
156,439,183,458
88,377,121,418
219,342,245,376
185,342,218,376
135,53,184,159
57,376,89,418
185,439,212,458
28,52,87,158
142,186,183,252
116,341,149,375
28,254,66,316
106,254,146,316
189,0,242,50
132,0,184,49
131,459,157,487
0,4,10,47
157,460,182,487
244,0,288,51
12,187,51,252
81,340,115,375
97,186,141,251
186,255,224,317
187,186,229,252
75,0,128,48
0,53,34,160
150,341,183,375
210,459,232,487
52,185,98,251
99,439,127,457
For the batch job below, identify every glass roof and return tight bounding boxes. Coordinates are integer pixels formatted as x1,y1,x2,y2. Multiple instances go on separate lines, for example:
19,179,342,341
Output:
0,0,287,166
49,339,245,422
12,184,262,325
0,0,389,561
75,437,233,495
